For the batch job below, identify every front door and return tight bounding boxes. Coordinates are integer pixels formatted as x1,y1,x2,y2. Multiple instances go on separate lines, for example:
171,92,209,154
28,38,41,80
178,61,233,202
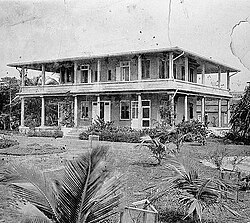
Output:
142,100,151,128
131,101,139,128
92,101,111,123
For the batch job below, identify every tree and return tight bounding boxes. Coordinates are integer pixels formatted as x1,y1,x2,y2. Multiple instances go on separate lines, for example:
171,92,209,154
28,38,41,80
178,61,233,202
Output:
230,85,250,142
0,146,122,223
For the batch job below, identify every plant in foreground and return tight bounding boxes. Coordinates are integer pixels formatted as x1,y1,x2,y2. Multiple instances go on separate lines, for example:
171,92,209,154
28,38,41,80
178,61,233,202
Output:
151,159,239,223
139,135,175,165
0,146,122,223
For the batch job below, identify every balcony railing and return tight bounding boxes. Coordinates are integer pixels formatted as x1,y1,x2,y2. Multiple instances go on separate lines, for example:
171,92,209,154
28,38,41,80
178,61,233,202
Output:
20,79,231,97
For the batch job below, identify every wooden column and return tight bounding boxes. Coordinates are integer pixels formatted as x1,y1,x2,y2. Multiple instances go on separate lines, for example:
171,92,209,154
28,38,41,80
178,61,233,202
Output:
41,64,45,86
185,56,189,81
74,62,77,84
97,59,101,82
41,96,45,127
97,95,100,118
218,67,221,88
227,99,231,126
21,67,25,87
201,63,205,85
169,52,174,80
20,97,25,127
138,55,142,81
227,71,230,90
184,95,188,121
74,95,78,127
201,97,205,123
138,93,142,129
218,98,222,127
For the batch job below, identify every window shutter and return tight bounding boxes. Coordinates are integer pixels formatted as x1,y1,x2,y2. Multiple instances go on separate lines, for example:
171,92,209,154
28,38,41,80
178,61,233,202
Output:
116,67,120,81
88,70,92,83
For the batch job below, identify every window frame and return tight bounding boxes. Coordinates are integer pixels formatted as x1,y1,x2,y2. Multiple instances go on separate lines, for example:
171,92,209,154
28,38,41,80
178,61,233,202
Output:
142,59,151,79
120,61,130,81
80,64,90,83
120,100,130,120
80,101,90,120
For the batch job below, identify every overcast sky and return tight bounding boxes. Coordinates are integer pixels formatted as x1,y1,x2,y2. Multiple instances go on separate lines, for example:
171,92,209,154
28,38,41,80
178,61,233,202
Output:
0,0,250,90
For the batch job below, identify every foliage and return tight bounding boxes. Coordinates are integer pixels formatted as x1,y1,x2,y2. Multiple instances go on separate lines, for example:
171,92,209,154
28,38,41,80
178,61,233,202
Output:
27,130,63,138
176,120,207,145
204,147,230,171
224,130,249,145
58,95,74,128
229,85,250,144
0,146,122,223
139,135,175,165
151,159,239,223
0,138,19,149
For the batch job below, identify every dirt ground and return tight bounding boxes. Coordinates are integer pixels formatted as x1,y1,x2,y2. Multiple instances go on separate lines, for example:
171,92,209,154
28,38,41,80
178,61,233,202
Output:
0,135,250,223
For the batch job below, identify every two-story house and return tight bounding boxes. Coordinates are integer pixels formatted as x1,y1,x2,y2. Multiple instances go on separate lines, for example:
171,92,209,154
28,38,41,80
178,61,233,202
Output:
7,47,239,135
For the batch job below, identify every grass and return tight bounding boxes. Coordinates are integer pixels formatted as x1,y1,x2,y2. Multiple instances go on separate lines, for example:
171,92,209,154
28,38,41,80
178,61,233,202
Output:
0,135,250,222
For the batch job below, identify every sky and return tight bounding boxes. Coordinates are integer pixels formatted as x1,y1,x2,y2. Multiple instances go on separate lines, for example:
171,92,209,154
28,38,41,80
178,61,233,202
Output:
0,0,250,91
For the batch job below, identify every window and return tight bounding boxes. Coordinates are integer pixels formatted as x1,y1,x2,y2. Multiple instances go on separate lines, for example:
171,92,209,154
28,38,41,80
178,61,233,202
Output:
61,67,74,84
142,59,150,79
159,59,165,79
131,101,138,119
120,61,130,81
188,68,194,82
120,101,130,120
189,103,193,119
181,66,185,81
80,65,90,83
81,101,89,119
94,71,98,82
107,70,112,81
159,59,169,79
173,64,177,79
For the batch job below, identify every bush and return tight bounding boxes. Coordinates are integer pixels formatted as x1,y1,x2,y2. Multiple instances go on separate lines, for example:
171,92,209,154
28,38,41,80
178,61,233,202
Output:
0,138,19,149
224,130,250,145
27,130,63,138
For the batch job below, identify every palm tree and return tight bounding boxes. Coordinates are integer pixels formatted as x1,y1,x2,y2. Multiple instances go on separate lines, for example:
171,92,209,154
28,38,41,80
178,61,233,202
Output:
152,159,239,223
0,146,122,223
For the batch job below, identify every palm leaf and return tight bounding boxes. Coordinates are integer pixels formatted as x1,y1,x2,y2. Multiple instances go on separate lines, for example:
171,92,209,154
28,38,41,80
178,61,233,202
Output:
0,163,58,221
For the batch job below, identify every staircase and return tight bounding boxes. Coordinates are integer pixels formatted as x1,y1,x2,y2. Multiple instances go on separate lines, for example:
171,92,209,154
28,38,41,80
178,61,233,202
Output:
63,127,88,139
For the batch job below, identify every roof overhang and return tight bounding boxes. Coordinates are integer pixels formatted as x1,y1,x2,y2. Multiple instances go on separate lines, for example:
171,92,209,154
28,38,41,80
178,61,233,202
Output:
7,46,240,74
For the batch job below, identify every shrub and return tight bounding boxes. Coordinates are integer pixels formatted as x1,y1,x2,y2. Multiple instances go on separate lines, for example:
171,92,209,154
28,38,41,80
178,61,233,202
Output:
27,130,63,138
224,130,249,145
0,138,19,149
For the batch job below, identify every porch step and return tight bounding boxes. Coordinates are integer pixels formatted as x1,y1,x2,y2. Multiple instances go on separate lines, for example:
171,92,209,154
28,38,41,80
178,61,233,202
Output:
63,127,88,139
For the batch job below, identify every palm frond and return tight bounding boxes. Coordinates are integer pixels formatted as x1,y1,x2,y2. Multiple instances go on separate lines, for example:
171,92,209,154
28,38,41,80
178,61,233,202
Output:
0,163,58,221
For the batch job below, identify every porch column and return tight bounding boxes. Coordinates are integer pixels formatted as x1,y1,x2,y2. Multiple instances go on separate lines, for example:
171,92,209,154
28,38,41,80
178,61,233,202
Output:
97,59,101,82
184,56,189,81
21,67,25,87
74,95,78,127
184,95,188,121
169,52,174,80
218,98,222,127
218,67,221,88
201,63,205,85
227,70,230,90
20,97,25,127
169,94,175,126
227,99,231,126
41,96,45,127
41,64,45,86
74,62,77,84
97,94,100,118
201,97,205,123
138,93,142,129
138,55,142,81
